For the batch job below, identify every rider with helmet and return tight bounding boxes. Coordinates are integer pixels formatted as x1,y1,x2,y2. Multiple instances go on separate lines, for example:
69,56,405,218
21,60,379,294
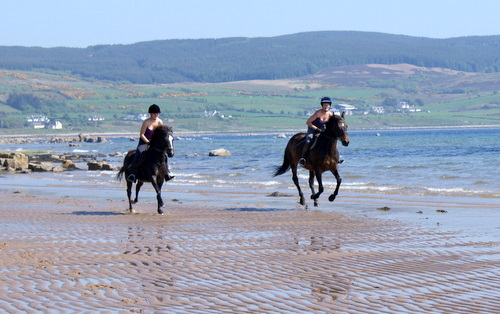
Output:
127,104,175,183
298,97,335,166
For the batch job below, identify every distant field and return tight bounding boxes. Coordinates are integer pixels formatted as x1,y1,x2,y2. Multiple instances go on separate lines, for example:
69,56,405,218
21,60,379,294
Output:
0,66,499,135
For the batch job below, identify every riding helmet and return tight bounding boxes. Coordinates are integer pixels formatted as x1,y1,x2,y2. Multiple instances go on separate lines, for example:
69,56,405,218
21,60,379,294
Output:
320,97,332,104
148,104,161,114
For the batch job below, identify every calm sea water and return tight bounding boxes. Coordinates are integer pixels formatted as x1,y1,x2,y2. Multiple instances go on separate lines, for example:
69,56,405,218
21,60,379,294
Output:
1,128,499,202
1,128,499,238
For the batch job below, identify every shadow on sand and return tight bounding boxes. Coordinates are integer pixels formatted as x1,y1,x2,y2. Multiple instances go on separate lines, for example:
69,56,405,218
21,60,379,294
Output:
71,211,126,216
225,207,291,212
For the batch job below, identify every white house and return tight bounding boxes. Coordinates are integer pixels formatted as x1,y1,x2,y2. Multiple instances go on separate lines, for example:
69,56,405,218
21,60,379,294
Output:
371,106,385,114
397,101,421,113
26,115,49,123
87,115,105,121
334,103,357,115
47,121,63,129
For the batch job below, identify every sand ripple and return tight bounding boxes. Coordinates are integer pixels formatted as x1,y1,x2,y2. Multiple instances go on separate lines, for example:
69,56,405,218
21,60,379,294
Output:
0,194,499,313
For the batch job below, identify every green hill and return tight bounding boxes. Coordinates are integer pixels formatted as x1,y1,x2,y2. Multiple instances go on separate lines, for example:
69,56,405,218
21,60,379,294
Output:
1,31,499,84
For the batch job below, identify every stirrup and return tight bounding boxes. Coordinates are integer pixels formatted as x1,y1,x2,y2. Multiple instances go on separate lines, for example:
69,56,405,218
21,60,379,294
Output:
298,158,306,166
127,174,136,183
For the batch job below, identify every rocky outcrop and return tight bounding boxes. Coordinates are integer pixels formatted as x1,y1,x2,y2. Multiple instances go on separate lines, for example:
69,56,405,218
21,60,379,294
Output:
28,163,62,172
0,152,29,171
46,134,109,144
0,152,116,173
78,134,109,143
87,161,115,171
209,148,231,157
61,160,79,169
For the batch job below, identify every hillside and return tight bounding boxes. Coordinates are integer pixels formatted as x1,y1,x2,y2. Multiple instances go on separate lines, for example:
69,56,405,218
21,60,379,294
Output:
0,31,499,84
0,64,498,134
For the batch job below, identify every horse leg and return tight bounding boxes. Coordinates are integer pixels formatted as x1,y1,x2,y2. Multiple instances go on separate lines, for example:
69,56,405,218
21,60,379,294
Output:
133,181,143,204
291,165,305,206
311,171,324,207
328,169,342,202
150,177,165,215
307,170,318,207
126,180,135,213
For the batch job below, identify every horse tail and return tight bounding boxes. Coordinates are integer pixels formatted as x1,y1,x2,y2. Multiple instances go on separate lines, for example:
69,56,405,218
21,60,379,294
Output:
274,151,291,176
117,149,135,181
116,166,125,181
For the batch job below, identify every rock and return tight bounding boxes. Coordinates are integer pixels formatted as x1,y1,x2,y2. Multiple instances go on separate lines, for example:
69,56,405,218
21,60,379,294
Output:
276,133,287,138
208,148,231,157
267,191,293,197
61,160,79,169
48,137,68,143
114,152,124,157
0,152,29,170
87,161,115,171
78,134,109,143
28,163,55,172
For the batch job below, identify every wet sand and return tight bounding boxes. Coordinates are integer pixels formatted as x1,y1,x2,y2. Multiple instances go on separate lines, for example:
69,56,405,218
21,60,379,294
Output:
0,185,499,313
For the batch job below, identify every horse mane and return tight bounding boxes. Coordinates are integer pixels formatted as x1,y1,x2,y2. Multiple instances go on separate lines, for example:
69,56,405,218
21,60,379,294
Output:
324,114,342,137
150,125,170,143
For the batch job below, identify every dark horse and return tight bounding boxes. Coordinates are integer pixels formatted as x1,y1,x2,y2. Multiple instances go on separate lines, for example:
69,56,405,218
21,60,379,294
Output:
117,125,174,214
274,112,349,207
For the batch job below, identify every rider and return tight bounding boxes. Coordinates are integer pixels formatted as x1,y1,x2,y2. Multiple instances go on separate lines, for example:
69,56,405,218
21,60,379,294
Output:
298,97,340,167
127,104,175,183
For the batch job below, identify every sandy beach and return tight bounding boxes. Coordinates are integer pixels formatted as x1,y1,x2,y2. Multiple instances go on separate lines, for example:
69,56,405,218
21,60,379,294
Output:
1,183,499,313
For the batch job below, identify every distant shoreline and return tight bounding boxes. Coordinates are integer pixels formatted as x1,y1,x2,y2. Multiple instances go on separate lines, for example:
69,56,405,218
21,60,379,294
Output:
0,124,499,144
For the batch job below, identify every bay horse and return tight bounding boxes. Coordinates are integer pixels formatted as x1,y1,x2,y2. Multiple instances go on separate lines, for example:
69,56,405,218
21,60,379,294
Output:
274,112,349,207
117,125,174,214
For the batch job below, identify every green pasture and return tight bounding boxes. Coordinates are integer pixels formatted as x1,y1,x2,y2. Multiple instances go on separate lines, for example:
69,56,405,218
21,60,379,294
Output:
1,70,499,135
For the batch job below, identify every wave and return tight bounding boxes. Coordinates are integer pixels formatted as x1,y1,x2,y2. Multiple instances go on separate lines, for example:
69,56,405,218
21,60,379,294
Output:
441,175,460,179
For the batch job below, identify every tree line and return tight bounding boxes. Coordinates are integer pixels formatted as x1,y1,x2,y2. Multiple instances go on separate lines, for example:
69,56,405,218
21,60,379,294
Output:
1,31,499,84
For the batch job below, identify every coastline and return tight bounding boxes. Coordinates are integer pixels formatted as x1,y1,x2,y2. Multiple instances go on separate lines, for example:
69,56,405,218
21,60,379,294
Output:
1,124,499,143
0,181,499,312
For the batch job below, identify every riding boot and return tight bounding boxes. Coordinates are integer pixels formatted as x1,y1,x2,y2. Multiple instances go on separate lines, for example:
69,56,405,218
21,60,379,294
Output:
165,167,175,182
127,150,140,183
165,159,175,182
298,142,311,167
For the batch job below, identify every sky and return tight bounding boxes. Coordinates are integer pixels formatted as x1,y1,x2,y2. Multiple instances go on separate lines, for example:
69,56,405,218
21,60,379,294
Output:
2,0,499,48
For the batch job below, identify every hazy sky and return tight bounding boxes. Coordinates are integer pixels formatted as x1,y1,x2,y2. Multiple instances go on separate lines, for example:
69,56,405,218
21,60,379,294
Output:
2,0,499,48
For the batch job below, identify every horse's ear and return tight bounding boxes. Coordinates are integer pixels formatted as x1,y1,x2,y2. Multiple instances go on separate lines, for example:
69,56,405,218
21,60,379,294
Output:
341,111,345,119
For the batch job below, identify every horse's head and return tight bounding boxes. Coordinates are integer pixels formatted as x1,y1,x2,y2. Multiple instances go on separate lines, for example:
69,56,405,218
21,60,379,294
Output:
326,111,349,146
151,125,175,157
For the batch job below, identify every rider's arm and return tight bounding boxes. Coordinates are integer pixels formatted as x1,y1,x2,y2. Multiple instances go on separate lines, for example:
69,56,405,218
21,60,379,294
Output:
139,120,150,144
306,111,320,130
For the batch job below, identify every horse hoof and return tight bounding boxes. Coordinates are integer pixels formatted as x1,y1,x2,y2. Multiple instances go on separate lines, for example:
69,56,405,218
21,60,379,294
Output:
157,209,164,215
328,195,336,202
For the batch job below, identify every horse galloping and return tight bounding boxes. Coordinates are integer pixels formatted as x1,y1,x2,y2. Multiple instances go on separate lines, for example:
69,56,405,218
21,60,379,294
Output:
117,125,174,214
274,112,349,207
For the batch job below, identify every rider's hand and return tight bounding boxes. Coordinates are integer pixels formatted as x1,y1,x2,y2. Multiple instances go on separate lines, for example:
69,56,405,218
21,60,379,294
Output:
316,128,324,133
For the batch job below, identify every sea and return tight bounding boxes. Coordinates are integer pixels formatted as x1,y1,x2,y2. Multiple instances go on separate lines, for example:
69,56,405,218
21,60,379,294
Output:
1,128,499,238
